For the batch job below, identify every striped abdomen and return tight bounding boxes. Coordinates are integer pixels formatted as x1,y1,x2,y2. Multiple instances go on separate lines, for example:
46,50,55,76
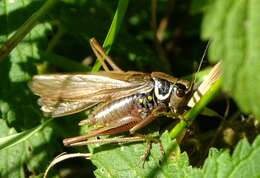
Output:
86,92,157,126
87,95,139,125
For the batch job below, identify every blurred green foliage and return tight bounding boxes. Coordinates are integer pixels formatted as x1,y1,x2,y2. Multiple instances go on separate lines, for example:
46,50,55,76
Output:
0,0,260,177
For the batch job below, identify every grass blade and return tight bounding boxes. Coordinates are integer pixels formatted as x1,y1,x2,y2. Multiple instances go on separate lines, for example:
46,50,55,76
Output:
0,118,53,151
91,0,129,72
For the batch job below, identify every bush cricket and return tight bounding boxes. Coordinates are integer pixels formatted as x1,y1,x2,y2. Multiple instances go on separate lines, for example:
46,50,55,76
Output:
29,38,208,161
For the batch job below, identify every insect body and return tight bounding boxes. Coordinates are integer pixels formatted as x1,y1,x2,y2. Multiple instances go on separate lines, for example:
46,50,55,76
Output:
30,71,192,145
29,38,193,146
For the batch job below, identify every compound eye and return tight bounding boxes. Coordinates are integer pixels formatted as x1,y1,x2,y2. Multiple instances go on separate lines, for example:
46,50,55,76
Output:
175,83,187,97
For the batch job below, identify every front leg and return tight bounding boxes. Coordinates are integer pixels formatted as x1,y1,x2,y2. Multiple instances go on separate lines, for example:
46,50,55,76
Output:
157,110,179,119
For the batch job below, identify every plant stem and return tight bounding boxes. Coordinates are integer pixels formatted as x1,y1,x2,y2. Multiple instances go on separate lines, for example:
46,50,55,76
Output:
170,78,222,139
0,0,58,61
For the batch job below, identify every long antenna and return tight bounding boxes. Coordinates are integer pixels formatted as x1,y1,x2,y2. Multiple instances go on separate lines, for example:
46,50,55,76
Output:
193,41,210,84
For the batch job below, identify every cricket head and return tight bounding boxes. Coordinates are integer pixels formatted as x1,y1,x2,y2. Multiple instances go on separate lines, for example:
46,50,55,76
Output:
169,79,193,113
153,75,193,113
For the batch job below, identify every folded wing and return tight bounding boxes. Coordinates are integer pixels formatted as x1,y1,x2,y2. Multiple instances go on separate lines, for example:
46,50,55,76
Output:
29,71,153,117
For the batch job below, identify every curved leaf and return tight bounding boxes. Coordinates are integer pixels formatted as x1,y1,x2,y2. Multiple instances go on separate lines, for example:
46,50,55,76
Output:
201,0,260,118
91,132,194,178
197,136,260,178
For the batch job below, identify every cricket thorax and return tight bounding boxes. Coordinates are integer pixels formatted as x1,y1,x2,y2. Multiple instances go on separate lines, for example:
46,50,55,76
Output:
135,92,157,118
154,78,173,101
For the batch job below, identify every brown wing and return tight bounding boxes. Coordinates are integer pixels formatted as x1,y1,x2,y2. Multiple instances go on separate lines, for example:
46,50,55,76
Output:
29,71,153,117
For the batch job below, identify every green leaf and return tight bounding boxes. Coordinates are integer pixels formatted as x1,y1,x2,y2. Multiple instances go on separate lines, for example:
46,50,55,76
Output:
0,118,53,151
0,20,51,127
0,0,53,127
0,120,26,178
195,136,260,178
0,119,60,177
91,131,194,178
0,0,53,82
201,0,260,118
0,0,57,61
9,22,52,82
24,122,61,174
0,1,62,176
